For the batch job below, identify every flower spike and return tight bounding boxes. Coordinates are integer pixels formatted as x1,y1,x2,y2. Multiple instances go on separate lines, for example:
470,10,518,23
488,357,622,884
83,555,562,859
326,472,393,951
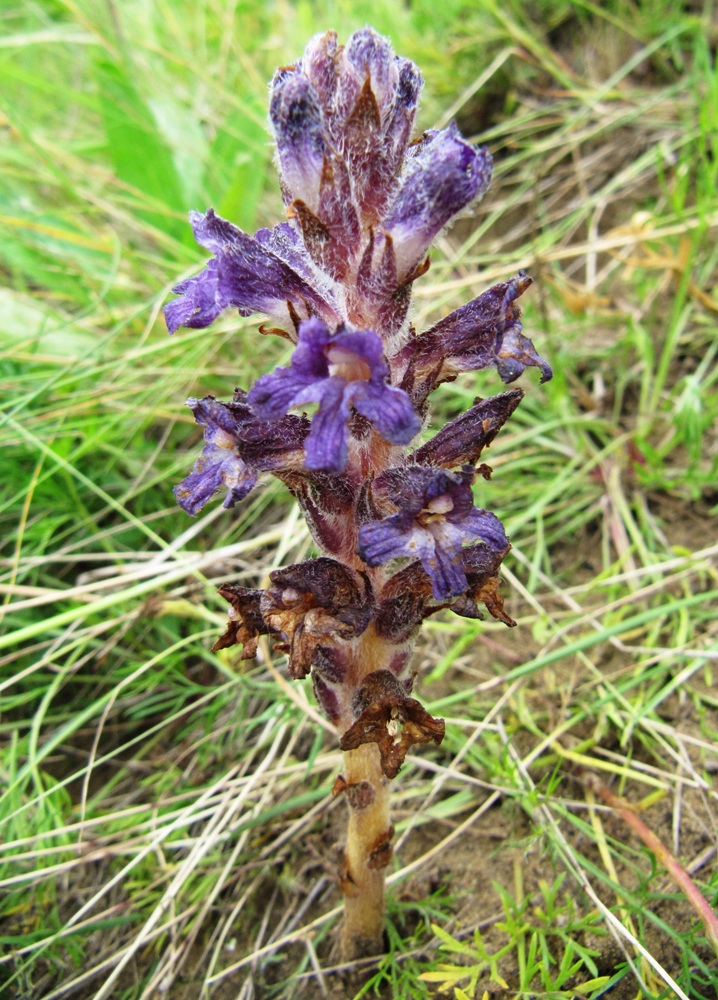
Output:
168,26,550,963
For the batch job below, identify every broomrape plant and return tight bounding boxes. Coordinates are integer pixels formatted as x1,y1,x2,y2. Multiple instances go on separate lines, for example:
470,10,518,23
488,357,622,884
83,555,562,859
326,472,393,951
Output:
165,27,550,961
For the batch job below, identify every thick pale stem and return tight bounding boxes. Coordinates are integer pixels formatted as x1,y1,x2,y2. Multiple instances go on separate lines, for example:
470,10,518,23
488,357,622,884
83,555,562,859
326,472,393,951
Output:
339,741,392,960
334,599,402,959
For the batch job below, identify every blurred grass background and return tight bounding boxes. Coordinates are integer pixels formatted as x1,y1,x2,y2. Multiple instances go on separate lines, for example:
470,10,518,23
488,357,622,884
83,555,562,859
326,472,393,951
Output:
1,1,717,997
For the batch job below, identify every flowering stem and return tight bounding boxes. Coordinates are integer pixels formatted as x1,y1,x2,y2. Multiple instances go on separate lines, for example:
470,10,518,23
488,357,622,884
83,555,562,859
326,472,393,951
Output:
339,741,392,959
334,631,396,960
166,25,549,966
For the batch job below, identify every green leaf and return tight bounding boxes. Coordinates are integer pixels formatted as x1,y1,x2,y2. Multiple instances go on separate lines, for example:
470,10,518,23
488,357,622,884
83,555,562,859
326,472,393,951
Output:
93,56,185,238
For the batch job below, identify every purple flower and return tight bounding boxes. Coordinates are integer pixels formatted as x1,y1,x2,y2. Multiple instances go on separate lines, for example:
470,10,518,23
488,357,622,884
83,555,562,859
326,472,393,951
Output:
384,122,493,278
174,397,258,516
174,393,310,515
164,210,337,336
248,318,421,473
397,273,552,408
425,272,551,384
358,466,509,599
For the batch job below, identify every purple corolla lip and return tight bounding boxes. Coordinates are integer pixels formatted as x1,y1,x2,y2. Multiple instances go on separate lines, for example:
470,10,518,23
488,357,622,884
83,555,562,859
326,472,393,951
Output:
358,466,509,600
248,318,421,473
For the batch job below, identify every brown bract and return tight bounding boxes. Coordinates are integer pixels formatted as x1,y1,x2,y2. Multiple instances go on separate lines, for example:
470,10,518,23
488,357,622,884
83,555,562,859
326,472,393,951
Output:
212,558,371,674
262,600,354,679
212,587,269,657
332,775,376,810
367,824,395,869
458,545,516,626
262,557,371,679
411,389,524,468
339,669,445,778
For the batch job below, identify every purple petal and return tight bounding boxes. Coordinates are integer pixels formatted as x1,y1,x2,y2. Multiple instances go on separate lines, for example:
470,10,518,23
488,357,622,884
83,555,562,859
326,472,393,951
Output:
164,259,223,333
303,380,351,472
350,382,421,445
372,465,468,513
426,467,474,507
247,365,318,419
358,518,433,566
191,210,321,316
328,328,386,375
164,210,335,334
248,321,418,471
359,515,467,600
174,464,222,516
247,318,331,417
327,329,420,447
269,71,326,209
423,543,467,599
174,449,257,516
253,222,326,295
384,123,493,276
454,507,509,551
286,317,332,376
190,395,247,437
173,396,259,515
173,395,310,516
496,325,553,384
189,210,247,255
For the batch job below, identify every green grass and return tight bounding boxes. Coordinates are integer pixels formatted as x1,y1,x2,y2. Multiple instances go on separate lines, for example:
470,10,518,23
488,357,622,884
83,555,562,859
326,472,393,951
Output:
1,0,717,997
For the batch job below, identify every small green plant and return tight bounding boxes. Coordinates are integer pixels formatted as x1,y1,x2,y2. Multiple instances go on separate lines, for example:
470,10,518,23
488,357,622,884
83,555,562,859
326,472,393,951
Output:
419,874,612,997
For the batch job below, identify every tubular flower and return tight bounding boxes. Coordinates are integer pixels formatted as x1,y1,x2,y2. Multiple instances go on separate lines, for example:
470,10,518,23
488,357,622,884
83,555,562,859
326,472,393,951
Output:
358,466,508,599
383,122,493,278
174,392,309,515
165,210,338,336
248,318,420,472
173,396,258,515
166,26,551,962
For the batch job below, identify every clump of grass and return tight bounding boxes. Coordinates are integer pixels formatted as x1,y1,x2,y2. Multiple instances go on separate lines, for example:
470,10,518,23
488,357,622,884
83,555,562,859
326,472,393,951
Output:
1,0,717,998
